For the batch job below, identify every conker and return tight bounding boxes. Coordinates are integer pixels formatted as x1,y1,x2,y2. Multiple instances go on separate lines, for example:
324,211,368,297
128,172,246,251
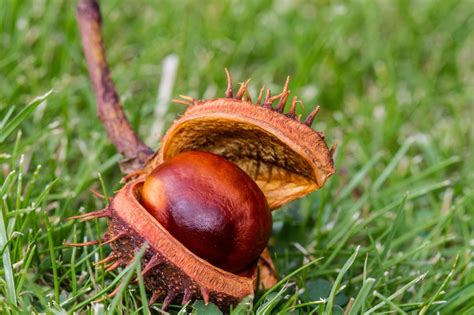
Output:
140,151,272,273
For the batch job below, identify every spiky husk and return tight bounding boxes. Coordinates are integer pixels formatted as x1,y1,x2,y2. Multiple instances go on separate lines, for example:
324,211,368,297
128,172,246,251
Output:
68,68,335,311
139,72,336,210
95,180,256,310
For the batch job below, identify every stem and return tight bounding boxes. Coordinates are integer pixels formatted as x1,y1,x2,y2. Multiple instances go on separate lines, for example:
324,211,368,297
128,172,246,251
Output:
76,0,153,172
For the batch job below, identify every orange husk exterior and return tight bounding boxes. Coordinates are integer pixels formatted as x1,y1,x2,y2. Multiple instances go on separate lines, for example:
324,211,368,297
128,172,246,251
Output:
73,94,335,310
144,98,335,209
110,97,336,309
106,180,256,309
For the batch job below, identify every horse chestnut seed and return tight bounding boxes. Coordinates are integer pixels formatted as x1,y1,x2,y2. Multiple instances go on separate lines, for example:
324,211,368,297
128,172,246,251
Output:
140,151,272,273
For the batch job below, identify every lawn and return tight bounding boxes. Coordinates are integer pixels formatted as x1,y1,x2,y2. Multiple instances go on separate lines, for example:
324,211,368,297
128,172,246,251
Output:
0,0,473,313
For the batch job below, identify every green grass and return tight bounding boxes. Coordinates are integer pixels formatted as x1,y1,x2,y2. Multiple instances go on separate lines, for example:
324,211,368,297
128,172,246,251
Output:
1,0,473,313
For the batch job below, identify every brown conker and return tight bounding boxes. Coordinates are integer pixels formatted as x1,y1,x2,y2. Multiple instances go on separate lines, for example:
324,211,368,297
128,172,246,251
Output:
140,150,272,273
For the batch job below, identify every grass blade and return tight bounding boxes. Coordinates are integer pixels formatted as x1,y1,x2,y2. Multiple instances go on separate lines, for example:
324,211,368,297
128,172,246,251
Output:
0,105,15,130
45,216,60,305
108,244,147,312
348,278,375,315
256,284,291,315
364,273,427,314
323,245,360,315
0,90,52,143
419,254,459,314
15,244,36,293
428,281,474,313
380,194,407,262
0,203,17,306
255,257,323,307
372,291,407,314
372,140,412,191
135,259,150,315
336,153,383,202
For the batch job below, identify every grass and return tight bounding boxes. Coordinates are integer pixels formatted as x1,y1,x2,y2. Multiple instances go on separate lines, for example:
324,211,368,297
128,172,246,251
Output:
0,0,472,313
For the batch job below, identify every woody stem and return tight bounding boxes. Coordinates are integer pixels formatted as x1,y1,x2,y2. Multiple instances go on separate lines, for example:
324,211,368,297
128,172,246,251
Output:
76,0,153,171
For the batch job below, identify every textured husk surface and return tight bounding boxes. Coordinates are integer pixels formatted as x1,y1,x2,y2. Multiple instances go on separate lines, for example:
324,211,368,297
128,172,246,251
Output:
106,180,256,310
107,97,335,309
143,98,335,210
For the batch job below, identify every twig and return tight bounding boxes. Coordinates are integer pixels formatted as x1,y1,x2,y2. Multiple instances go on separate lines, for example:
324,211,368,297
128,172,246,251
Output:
76,0,153,173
